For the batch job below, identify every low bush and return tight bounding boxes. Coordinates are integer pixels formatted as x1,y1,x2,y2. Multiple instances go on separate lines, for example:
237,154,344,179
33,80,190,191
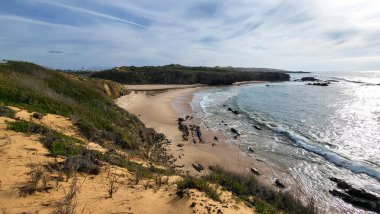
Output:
206,166,317,214
0,106,15,118
177,177,220,201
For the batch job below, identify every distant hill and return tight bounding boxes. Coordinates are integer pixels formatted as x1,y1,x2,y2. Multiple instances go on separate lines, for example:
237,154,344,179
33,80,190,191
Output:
90,64,290,85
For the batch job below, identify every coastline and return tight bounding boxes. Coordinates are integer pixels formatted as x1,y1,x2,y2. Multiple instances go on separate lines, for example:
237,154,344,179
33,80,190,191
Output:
116,84,302,194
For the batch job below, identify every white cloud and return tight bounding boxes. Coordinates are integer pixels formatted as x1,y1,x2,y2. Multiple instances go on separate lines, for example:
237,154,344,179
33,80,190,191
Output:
0,0,379,70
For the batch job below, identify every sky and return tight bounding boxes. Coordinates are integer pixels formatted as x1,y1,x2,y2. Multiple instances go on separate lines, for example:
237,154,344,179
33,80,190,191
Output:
0,0,380,71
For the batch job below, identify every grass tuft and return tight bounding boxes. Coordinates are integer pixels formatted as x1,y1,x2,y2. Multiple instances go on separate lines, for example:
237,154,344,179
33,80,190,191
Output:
177,177,220,201
206,166,317,214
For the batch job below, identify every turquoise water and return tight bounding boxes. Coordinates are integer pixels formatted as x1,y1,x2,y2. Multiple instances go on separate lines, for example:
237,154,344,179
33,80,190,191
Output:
191,71,380,213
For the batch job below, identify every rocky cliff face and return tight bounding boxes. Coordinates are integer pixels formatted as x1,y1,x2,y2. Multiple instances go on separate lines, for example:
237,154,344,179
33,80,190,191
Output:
91,65,290,85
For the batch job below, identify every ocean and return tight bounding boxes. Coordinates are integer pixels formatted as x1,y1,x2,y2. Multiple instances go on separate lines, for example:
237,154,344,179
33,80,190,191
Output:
190,71,380,213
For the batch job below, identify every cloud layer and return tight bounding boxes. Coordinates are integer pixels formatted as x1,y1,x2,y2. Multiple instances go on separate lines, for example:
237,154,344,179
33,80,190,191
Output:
1,0,380,70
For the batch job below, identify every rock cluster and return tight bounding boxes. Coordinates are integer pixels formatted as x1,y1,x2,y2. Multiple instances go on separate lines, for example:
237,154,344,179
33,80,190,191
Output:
329,177,380,212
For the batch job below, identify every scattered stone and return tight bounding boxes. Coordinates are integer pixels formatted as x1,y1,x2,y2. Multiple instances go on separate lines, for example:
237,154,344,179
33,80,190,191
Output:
212,143,216,147
192,162,204,172
253,125,262,130
177,144,184,147
232,110,240,115
63,155,100,175
213,136,218,141
250,167,260,176
248,147,254,153
227,108,233,111
275,179,286,188
32,112,43,120
231,128,239,135
190,202,196,208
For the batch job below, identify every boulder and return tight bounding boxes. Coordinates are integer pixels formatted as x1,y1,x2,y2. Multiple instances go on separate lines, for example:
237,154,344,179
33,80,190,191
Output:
275,179,286,188
192,162,204,172
213,136,218,141
232,110,240,115
177,144,184,147
231,128,239,135
250,167,260,176
253,125,262,130
248,147,254,153
32,112,44,120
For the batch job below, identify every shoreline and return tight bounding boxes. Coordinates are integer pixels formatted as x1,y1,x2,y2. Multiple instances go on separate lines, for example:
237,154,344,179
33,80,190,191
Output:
116,84,302,194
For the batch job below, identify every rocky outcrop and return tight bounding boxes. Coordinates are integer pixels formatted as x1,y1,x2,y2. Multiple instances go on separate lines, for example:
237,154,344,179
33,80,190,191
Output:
329,177,380,212
300,77,320,82
178,118,189,141
306,82,329,86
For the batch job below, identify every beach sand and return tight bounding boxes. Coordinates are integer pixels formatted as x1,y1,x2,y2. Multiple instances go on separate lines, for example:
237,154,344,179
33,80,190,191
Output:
0,107,253,214
116,85,301,192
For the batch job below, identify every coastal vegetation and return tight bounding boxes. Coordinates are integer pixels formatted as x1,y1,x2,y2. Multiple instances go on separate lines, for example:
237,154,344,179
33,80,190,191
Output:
0,61,316,213
0,60,166,158
90,64,290,85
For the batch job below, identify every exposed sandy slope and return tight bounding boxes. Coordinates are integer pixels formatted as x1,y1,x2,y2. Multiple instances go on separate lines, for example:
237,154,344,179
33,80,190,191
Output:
116,85,300,191
0,108,254,214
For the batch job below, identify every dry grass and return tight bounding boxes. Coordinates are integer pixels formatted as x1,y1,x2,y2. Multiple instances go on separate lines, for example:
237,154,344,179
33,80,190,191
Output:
104,166,121,198
19,164,51,197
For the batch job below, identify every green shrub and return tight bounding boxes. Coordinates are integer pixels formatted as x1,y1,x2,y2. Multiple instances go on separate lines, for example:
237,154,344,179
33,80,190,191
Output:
0,106,15,118
0,61,165,155
206,166,317,214
177,177,220,201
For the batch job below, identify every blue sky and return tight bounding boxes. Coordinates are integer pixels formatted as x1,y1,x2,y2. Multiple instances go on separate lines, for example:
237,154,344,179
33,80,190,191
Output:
0,0,380,71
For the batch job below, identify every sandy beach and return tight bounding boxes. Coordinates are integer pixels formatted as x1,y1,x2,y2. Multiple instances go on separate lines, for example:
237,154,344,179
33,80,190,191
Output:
116,84,301,192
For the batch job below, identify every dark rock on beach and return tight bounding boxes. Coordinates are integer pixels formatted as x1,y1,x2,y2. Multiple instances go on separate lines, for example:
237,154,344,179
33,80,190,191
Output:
250,167,260,176
301,77,320,82
178,117,189,141
231,128,239,135
192,162,204,172
329,177,380,212
32,112,44,120
253,125,262,130
307,82,329,86
275,179,286,188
